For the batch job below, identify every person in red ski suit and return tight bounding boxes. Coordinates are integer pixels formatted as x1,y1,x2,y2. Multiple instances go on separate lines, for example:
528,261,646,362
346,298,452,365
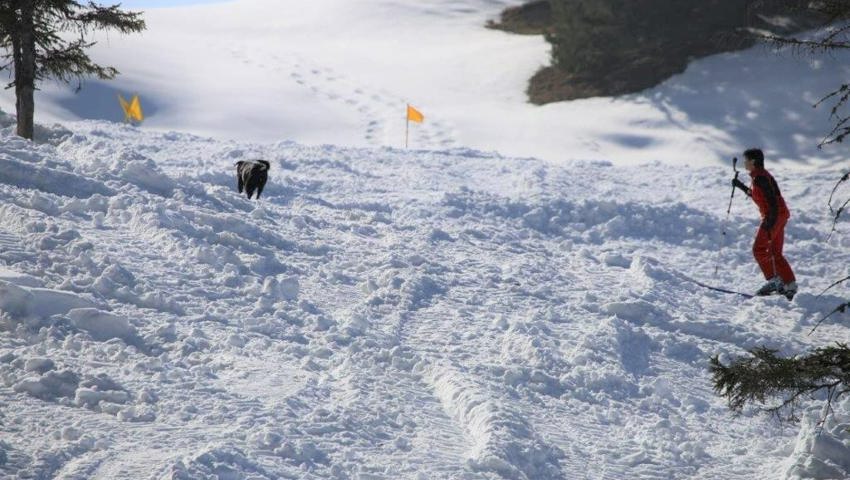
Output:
732,148,797,299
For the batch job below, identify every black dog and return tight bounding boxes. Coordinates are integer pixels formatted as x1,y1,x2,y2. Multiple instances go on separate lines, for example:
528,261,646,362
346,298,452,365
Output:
235,160,270,199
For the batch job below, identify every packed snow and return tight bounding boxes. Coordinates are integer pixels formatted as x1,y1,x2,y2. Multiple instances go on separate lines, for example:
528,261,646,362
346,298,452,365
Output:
1,1,850,479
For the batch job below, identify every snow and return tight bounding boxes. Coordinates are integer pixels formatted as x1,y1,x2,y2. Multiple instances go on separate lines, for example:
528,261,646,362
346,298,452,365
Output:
0,112,847,479
785,408,850,479
1,0,848,167
0,1,849,479
66,308,141,346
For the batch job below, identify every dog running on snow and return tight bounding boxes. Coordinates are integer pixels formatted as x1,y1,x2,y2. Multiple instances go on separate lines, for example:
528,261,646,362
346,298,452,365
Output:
235,160,270,199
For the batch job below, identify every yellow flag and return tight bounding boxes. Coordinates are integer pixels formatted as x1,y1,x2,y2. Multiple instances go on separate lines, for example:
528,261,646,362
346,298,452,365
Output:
118,94,144,122
128,95,144,122
407,104,424,123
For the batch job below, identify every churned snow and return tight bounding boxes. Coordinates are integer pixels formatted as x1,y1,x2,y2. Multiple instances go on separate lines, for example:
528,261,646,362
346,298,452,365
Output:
1,0,850,479
0,114,848,478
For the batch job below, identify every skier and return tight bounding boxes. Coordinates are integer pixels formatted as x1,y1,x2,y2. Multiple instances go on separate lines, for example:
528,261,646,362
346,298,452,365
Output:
731,148,797,299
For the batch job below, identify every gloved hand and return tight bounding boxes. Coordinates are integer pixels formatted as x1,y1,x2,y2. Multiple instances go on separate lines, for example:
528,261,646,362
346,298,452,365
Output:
732,178,746,190
732,178,750,195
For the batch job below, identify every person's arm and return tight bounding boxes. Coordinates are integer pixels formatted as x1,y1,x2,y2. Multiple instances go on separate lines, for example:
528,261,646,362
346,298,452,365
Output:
753,176,778,230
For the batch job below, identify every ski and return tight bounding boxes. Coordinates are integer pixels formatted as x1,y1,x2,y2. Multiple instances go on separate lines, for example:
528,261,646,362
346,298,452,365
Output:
686,278,755,299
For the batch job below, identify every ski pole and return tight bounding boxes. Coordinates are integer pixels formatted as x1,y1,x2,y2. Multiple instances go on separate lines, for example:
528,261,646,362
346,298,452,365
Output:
714,157,738,276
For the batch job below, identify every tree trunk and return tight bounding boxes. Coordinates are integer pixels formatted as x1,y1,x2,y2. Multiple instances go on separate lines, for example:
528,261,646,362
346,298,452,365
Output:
14,0,35,140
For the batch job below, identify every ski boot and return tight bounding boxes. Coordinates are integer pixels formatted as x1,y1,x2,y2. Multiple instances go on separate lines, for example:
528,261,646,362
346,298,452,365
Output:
755,277,782,296
779,281,797,301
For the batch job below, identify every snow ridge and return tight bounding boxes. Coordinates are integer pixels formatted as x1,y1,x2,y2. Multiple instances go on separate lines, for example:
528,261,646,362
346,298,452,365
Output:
427,362,565,479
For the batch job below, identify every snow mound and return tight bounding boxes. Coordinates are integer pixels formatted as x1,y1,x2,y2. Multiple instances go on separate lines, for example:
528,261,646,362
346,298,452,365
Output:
0,267,43,288
13,370,79,401
0,155,113,198
165,445,278,480
67,308,143,348
786,411,850,479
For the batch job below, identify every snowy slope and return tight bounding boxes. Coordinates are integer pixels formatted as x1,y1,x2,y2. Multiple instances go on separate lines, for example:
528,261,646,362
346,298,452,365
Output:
1,113,849,479
0,0,848,167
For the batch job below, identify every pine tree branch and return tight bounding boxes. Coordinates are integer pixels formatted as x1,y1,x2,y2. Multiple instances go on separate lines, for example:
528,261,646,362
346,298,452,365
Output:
764,379,842,422
711,345,850,422
827,171,850,215
0,1,145,92
822,23,850,45
37,38,118,85
746,1,850,147
819,120,850,147
814,83,850,147
814,84,850,112
754,32,850,53
67,3,145,35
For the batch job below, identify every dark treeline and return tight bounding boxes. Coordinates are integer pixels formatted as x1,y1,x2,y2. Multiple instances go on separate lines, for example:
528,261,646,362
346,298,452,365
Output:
529,0,826,103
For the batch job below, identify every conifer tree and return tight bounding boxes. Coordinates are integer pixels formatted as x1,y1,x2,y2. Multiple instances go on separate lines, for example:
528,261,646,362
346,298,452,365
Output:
544,0,754,97
0,1,145,139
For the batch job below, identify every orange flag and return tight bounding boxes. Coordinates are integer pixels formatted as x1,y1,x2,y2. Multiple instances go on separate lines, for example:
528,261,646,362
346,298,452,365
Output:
407,104,424,123
118,94,144,123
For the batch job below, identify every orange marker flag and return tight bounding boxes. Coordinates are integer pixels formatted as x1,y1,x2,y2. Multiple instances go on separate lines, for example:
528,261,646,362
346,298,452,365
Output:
405,104,424,148
407,104,424,123
118,94,144,123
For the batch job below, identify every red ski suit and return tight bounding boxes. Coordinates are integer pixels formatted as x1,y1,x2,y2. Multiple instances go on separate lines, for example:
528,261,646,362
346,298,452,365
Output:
749,168,795,283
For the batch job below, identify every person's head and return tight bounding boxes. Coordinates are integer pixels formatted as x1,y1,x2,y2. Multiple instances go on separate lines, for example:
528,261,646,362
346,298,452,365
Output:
743,148,764,171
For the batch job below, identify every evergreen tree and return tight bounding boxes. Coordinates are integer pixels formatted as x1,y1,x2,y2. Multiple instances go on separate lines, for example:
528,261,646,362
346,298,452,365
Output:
539,0,825,101
544,0,754,96
0,1,145,139
548,0,748,73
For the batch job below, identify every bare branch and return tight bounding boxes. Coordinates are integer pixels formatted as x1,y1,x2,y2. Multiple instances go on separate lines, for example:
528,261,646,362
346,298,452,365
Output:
827,172,850,215
754,32,850,53
808,301,850,334
826,197,850,242
817,275,850,297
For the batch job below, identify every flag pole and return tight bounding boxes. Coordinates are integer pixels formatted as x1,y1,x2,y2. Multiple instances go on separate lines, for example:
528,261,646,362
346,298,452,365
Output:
405,104,409,149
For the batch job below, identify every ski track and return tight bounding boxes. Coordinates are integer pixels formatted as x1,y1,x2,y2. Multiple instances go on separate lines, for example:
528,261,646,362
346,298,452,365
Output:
0,119,849,479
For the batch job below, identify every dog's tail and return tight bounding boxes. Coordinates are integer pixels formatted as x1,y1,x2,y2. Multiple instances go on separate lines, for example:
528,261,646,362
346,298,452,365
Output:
257,160,270,170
